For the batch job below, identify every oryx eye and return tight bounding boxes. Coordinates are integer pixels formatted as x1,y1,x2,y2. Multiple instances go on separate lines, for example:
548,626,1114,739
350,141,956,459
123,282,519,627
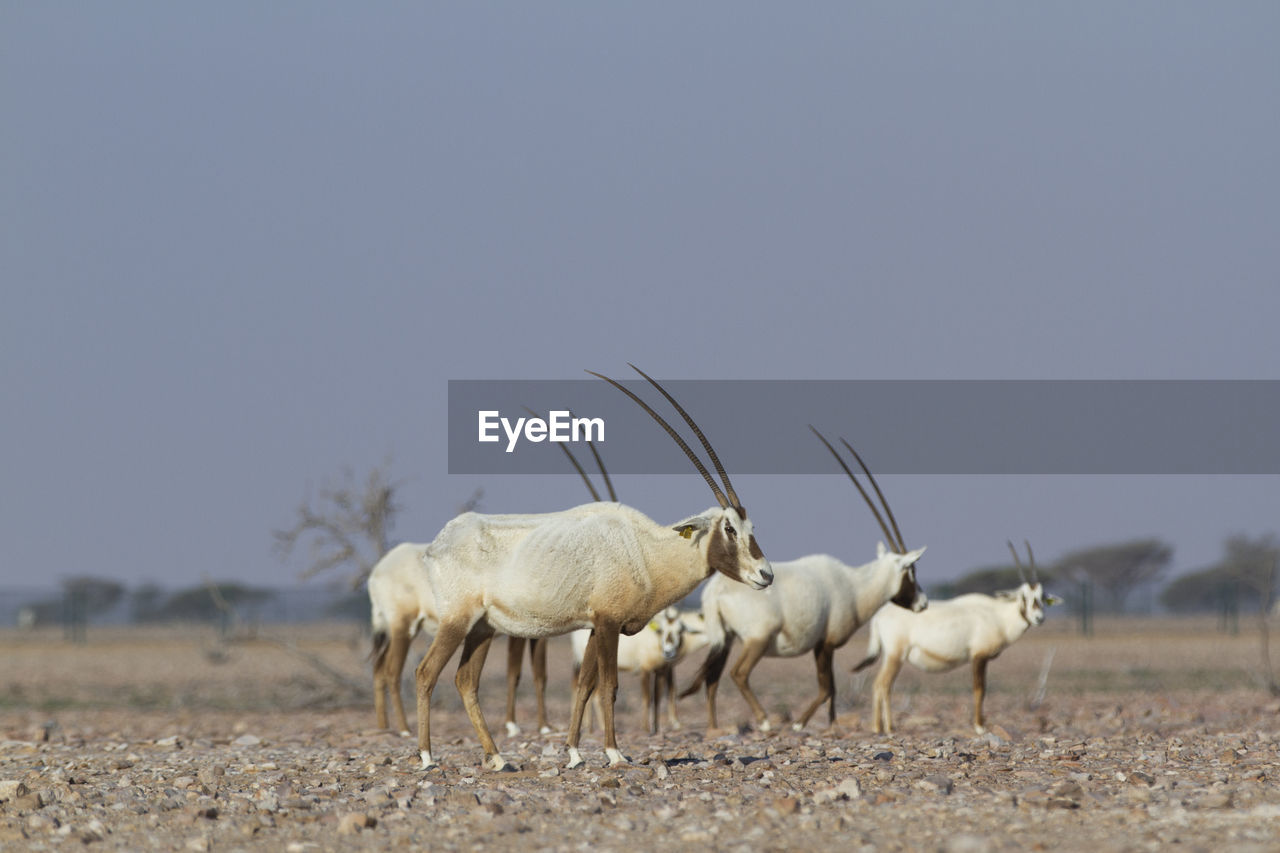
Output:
724,522,737,538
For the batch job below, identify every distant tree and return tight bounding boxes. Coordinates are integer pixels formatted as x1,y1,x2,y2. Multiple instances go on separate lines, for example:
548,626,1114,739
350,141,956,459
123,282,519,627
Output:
1054,539,1172,612
23,576,126,628
129,582,167,623
274,463,401,588
153,583,275,622
1159,567,1232,614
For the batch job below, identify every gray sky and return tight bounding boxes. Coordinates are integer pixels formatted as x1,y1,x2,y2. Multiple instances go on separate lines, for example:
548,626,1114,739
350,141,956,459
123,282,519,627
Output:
3,3,1278,593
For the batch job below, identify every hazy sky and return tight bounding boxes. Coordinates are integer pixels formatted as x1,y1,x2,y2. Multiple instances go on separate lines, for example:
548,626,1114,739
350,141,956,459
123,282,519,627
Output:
3,4,1278,593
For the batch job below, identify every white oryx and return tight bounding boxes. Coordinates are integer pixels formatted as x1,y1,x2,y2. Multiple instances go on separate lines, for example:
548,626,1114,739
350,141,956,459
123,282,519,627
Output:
683,427,927,733
571,607,708,734
368,410,618,739
414,365,773,771
853,541,1060,734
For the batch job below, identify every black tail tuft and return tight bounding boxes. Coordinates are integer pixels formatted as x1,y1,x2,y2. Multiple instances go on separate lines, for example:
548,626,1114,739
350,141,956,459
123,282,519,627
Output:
680,643,730,698
850,652,879,673
369,629,389,668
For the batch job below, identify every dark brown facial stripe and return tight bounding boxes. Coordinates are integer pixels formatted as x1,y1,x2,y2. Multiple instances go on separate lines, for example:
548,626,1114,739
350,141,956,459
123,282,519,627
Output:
748,535,763,560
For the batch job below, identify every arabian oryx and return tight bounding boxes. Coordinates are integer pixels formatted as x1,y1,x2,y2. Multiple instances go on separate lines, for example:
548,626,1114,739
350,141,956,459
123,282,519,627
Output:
414,364,773,771
683,427,927,733
368,410,617,739
853,541,1060,734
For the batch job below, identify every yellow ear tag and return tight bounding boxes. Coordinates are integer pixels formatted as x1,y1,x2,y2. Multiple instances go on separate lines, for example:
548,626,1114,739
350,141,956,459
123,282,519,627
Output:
678,526,693,539
648,621,658,631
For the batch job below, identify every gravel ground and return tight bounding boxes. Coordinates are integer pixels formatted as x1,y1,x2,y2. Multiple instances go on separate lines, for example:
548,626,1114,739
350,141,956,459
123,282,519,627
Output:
2,621,1279,851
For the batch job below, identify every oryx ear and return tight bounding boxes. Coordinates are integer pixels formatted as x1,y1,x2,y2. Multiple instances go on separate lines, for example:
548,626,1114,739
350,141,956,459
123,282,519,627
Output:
672,515,711,540
903,546,926,563
876,541,888,558
1045,594,1064,606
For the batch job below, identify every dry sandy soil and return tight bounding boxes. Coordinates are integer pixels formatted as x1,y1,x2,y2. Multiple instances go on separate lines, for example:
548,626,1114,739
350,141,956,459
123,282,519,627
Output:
2,617,1279,851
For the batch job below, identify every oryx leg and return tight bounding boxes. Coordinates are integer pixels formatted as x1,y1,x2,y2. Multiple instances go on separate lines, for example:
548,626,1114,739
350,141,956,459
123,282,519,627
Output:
566,632,598,768
972,656,990,734
592,623,628,766
530,637,550,733
662,666,681,730
414,619,469,769
701,641,732,730
375,623,414,735
454,620,513,771
794,643,836,730
871,653,903,734
729,638,772,730
503,635,525,737
641,670,657,734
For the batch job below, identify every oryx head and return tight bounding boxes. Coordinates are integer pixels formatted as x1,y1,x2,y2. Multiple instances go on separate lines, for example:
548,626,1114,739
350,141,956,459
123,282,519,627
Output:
649,607,685,662
1007,540,1059,627
812,427,928,613
591,364,773,591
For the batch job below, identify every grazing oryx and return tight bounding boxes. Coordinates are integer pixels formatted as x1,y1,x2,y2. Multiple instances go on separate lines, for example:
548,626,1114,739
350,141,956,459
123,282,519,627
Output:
853,541,1060,734
369,410,617,739
414,365,773,771
571,607,708,734
683,427,927,732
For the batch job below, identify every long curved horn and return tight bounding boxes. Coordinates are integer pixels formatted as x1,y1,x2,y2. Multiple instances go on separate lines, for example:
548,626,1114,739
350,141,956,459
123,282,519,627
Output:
1007,540,1029,585
838,437,907,554
810,426,900,553
522,406,601,502
1024,539,1039,584
585,436,617,502
626,363,742,510
588,369,729,509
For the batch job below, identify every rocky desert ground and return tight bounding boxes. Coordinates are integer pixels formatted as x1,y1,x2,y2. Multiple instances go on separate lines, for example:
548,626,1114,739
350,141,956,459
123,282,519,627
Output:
2,617,1279,852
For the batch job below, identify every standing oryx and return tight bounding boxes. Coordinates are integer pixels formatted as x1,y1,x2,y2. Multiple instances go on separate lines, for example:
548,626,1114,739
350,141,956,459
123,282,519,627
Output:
683,427,927,732
414,365,773,771
854,541,1060,734
368,411,616,739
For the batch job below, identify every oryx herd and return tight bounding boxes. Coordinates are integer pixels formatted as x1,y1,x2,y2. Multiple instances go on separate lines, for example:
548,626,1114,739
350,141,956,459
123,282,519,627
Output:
367,365,1060,772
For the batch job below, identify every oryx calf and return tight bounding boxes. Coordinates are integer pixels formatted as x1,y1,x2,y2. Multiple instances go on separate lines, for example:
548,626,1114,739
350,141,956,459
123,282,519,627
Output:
853,541,1060,734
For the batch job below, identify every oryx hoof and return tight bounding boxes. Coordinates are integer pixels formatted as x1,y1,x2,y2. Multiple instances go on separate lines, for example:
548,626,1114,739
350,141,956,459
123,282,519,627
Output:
566,747,585,770
758,719,773,732
487,754,518,772
539,725,553,735
504,721,520,738
398,729,412,738
791,722,805,732
605,748,630,767
419,751,438,771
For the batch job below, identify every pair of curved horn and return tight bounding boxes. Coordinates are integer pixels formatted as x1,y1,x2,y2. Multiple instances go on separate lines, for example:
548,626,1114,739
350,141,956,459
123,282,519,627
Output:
523,406,616,502
809,426,907,555
588,365,742,512
1007,540,1039,585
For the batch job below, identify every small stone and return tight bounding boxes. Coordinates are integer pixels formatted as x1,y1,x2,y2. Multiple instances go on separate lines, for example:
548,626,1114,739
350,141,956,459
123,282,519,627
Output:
232,734,262,747
184,837,210,852
773,796,800,815
918,775,954,795
0,781,28,801
337,812,376,835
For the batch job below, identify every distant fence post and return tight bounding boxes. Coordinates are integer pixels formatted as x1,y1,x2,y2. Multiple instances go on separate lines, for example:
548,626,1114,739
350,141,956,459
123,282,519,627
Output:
1079,579,1094,637
62,586,87,644
1218,581,1240,635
